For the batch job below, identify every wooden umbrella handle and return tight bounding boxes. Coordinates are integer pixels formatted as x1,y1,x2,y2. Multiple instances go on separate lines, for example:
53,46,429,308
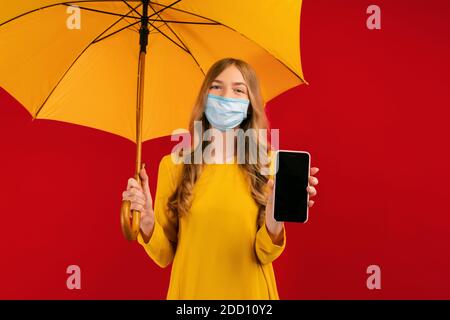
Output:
121,2,149,241
120,200,141,241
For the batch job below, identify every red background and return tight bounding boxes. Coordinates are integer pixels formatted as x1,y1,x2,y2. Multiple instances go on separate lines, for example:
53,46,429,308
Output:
1,0,449,299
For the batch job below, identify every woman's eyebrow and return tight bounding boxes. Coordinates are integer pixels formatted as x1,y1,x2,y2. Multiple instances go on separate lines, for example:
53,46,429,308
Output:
212,79,247,87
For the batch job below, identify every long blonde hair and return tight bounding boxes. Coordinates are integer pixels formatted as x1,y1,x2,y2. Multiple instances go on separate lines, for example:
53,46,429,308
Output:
168,57,272,228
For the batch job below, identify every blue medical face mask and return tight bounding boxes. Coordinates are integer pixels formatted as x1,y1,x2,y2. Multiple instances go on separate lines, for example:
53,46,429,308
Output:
204,93,250,131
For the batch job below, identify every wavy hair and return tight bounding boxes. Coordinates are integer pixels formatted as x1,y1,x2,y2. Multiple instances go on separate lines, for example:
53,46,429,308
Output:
168,57,272,228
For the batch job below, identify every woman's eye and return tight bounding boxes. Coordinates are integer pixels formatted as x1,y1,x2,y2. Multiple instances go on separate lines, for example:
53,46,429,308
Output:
210,85,221,89
234,88,244,93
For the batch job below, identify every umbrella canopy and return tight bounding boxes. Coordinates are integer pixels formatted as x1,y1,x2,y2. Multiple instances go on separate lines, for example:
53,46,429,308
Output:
0,0,306,142
0,0,307,240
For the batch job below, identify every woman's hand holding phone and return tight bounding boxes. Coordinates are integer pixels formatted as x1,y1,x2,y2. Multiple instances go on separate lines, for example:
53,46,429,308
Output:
265,150,319,243
307,167,320,207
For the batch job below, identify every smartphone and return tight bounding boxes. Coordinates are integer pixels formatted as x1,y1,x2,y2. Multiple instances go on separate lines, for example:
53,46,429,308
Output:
272,150,311,223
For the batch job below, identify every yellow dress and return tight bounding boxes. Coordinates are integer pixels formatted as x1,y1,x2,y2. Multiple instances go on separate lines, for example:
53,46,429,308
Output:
137,153,286,300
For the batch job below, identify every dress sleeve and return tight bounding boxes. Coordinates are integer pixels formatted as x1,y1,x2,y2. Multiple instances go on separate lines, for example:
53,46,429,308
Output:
137,155,179,268
255,149,287,265
255,222,286,265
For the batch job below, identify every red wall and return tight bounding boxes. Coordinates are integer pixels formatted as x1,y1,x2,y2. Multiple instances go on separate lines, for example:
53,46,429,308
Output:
0,0,449,299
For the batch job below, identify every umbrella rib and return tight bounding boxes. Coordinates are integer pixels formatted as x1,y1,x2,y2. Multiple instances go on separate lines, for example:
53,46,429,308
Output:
93,21,218,46
148,1,307,83
122,0,141,33
149,1,222,24
61,4,140,19
0,1,142,27
33,3,142,120
148,3,206,76
148,3,187,49
93,20,140,43
122,6,140,33
120,0,142,17
123,19,140,33
149,20,219,25
146,21,189,54
147,0,182,20
91,0,186,44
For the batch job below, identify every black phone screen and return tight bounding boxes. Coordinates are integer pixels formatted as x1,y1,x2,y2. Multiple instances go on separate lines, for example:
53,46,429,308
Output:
273,151,310,223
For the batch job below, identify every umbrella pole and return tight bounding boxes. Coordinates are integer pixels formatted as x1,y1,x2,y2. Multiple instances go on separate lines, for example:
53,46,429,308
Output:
121,0,150,241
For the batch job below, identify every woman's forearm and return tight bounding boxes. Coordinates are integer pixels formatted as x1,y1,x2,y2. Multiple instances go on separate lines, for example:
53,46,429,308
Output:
265,220,284,245
140,213,155,244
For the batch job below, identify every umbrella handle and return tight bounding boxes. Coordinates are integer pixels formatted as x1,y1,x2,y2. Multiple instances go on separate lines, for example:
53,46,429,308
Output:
120,4,149,241
120,200,141,241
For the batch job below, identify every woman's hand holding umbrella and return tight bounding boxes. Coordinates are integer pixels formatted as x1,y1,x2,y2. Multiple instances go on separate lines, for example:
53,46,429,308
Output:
122,164,155,242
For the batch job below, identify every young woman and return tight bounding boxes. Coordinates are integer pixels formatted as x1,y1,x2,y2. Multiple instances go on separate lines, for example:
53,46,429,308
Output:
122,57,320,299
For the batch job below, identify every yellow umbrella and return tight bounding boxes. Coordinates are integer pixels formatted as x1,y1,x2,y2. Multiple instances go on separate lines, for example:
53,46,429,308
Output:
0,0,307,240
